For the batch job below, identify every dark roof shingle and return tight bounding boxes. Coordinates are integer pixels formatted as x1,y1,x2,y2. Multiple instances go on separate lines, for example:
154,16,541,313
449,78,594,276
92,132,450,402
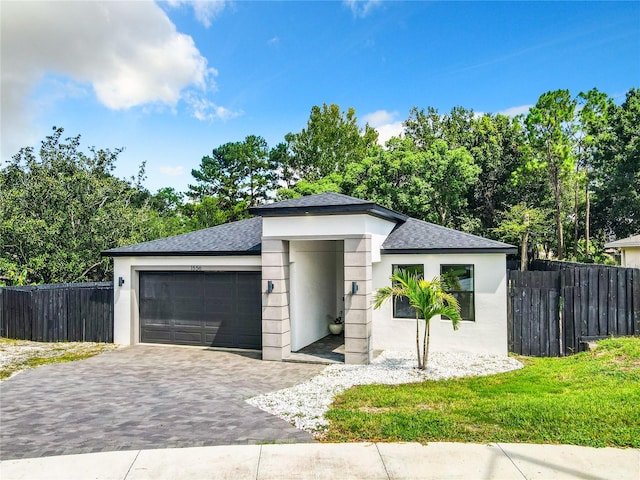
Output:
255,192,370,209
104,193,515,257
382,217,516,253
103,217,262,257
249,192,407,222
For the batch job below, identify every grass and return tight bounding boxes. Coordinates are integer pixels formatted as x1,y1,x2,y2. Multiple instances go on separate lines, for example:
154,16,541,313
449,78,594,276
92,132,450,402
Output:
324,337,640,448
0,338,117,380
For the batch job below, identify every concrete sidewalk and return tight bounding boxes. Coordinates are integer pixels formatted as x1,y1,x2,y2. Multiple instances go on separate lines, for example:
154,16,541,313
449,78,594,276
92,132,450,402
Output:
1,442,638,480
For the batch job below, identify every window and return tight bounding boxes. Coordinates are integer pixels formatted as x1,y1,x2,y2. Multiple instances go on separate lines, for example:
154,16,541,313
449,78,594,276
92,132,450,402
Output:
440,264,475,321
392,264,424,318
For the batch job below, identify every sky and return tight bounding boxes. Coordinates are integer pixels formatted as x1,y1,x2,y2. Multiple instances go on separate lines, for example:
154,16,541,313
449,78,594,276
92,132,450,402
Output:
1,1,639,194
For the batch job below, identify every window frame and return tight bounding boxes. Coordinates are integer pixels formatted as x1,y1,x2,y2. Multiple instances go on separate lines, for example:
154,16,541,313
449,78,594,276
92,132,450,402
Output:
440,264,475,322
391,264,424,319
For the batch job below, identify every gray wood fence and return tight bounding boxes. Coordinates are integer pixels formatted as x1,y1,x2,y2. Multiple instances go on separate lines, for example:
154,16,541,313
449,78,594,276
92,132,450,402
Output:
0,283,114,342
508,261,640,356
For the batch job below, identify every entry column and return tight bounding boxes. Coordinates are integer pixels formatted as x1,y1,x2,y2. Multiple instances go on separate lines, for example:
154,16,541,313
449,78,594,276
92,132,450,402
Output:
261,239,291,361
344,235,373,364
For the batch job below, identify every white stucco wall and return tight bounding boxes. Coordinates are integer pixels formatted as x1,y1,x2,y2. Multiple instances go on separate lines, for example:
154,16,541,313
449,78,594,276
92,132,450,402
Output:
112,255,261,345
621,247,640,269
289,240,342,351
263,214,395,250
371,253,508,356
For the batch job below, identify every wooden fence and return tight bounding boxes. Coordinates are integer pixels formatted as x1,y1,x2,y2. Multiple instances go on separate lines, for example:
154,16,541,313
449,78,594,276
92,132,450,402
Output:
0,283,114,342
508,261,640,356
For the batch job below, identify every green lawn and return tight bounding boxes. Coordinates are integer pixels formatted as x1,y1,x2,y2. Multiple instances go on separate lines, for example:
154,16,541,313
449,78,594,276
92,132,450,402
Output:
325,337,640,448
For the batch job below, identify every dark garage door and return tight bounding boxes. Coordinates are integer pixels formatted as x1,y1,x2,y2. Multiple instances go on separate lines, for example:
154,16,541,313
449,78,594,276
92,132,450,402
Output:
139,271,262,349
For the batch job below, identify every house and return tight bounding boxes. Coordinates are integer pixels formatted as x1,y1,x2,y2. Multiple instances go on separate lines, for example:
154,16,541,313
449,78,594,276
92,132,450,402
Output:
605,234,640,269
103,193,516,364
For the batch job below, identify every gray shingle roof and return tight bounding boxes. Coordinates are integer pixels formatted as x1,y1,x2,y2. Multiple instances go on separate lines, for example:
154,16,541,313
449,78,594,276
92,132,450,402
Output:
605,234,640,248
103,194,516,257
382,217,516,253
103,217,262,257
249,192,407,222
254,192,370,209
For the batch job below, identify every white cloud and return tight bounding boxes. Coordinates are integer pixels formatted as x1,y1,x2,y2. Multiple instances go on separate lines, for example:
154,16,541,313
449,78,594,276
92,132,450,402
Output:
185,94,242,121
498,104,533,117
160,166,185,177
1,1,226,160
166,0,228,28
343,0,382,18
361,110,396,126
362,110,404,146
267,36,280,46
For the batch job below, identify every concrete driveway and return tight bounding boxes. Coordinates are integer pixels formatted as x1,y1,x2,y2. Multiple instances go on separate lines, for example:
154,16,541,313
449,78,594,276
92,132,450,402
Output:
0,345,324,460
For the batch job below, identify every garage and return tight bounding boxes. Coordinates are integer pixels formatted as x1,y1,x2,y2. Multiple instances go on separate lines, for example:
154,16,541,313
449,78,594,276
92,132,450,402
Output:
139,271,262,349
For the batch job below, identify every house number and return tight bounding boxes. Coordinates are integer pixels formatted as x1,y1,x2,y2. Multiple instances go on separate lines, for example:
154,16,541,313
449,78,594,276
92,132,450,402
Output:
190,265,202,271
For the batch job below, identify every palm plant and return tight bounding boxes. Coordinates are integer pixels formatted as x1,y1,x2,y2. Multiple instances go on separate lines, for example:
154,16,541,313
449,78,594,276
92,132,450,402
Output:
373,270,462,369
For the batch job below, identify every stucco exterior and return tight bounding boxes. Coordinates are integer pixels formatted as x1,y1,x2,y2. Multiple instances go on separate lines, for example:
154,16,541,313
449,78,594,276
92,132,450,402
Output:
372,253,508,355
605,234,640,269
112,255,261,345
620,247,640,269
106,193,514,364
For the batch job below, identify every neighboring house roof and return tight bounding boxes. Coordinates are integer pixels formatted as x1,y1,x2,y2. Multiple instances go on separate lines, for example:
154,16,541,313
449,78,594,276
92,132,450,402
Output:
605,234,640,248
103,193,516,257
249,192,407,223
381,217,516,254
103,217,263,257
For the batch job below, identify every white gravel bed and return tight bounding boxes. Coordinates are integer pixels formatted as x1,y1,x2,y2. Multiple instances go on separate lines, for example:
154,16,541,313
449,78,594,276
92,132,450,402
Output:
0,339,117,381
247,351,523,435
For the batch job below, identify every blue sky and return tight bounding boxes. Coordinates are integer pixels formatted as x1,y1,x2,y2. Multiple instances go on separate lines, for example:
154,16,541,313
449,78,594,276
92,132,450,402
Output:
2,1,639,194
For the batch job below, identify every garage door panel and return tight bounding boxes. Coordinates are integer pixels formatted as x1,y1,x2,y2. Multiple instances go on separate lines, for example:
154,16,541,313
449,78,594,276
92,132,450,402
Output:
203,300,235,315
140,271,261,349
173,331,205,344
141,328,173,343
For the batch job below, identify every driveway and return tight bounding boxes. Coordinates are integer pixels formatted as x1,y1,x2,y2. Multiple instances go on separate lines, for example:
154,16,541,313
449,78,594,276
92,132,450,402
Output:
0,345,325,460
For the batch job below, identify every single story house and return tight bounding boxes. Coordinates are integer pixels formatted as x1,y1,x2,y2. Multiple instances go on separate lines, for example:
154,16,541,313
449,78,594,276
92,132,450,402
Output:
605,234,640,269
103,193,516,364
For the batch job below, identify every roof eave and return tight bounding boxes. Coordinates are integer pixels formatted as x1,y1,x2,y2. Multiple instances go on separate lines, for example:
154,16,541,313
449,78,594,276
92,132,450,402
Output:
102,250,262,258
249,204,407,223
381,247,518,255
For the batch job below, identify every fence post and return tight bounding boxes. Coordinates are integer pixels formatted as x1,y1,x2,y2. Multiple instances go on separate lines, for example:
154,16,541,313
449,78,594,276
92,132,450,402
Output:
633,269,640,335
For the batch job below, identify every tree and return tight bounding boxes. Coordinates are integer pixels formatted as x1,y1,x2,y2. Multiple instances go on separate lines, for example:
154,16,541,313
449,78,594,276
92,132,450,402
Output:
0,127,156,285
575,88,615,258
374,270,461,369
494,204,551,270
523,90,578,259
180,196,238,231
467,113,530,235
343,137,480,230
282,103,378,182
188,135,276,224
275,174,343,200
591,88,640,240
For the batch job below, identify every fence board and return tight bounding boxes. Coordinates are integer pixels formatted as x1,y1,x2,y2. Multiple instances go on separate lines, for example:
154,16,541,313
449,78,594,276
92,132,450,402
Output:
625,270,640,335
598,269,608,336
563,288,574,354
509,261,639,356
607,270,617,335
549,288,560,356
631,269,640,335
617,269,627,336
0,283,113,343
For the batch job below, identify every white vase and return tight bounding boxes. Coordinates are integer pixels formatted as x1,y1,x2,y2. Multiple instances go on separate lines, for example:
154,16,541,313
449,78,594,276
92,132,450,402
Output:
328,324,343,335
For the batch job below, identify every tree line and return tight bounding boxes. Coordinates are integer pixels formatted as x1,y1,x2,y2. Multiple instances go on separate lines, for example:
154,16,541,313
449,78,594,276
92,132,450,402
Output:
1,88,638,285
